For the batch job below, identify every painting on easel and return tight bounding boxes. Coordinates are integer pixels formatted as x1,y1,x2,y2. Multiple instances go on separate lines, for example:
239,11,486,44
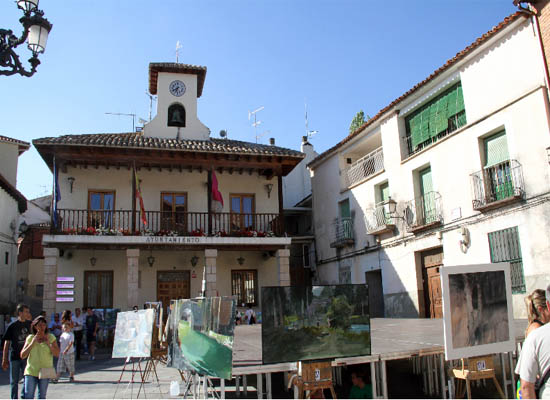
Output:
441,263,515,360
169,297,236,380
261,284,371,364
112,309,155,358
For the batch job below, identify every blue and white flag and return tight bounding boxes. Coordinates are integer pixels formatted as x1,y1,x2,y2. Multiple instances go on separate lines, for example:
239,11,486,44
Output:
52,158,61,228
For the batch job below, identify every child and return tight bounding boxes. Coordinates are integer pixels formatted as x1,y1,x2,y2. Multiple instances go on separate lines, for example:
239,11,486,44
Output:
56,322,75,382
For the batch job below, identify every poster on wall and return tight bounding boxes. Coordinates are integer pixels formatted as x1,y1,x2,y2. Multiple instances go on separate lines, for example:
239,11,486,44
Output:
261,284,371,364
169,297,236,379
441,263,515,360
112,309,155,358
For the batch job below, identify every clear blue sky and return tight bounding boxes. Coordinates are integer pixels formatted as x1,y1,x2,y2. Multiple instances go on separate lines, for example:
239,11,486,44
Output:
2,0,517,199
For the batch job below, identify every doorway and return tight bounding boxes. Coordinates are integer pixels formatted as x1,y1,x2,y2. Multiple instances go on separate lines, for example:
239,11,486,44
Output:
157,270,190,311
365,270,384,317
420,247,444,318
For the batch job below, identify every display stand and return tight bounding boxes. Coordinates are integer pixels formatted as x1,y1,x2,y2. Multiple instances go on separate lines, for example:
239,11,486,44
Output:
179,370,221,399
288,361,337,399
449,355,505,399
113,357,146,399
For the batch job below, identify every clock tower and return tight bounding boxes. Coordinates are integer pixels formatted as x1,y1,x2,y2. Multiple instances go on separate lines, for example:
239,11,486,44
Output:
143,63,210,140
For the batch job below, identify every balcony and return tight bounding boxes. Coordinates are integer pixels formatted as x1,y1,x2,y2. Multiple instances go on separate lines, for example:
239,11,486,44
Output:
404,192,443,233
364,202,395,235
52,209,284,237
471,160,525,212
343,147,384,188
330,217,354,248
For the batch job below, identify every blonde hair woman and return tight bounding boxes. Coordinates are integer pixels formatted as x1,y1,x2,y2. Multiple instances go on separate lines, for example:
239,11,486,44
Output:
525,289,550,337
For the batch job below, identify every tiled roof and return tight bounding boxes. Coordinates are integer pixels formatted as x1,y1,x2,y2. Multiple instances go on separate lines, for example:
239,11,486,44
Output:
0,173,27,213
0,135,30,155
33,132,304,158
149,63,207,97
308,11,526,168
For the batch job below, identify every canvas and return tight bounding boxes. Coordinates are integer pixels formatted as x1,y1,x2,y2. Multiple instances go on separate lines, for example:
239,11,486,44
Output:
169,297,236,379
261,285,371,364
112,309,155,358
441,263,515,360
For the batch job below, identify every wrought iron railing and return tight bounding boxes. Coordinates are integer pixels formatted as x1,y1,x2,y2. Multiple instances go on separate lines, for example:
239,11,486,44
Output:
364,202,394,233
343,147,384,188
333,217,354,244
52,209,284,237
471,159,524,210
403,192,442,231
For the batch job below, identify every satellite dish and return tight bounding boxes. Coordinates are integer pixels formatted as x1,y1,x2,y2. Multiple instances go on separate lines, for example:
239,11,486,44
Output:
219,129,227,138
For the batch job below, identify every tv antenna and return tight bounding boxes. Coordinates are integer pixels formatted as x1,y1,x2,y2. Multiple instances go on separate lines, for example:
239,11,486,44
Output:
175,41,183,63
248,106,264,143
105,112,136,132
305,102,318,139
256,130,270,143
145,91,157,121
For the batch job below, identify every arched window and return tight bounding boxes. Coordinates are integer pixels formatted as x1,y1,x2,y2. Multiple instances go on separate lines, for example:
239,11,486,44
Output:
167,103,186,127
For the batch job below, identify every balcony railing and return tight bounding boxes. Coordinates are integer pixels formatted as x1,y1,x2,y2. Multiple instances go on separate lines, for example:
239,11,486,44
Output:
330,217,354,248
52,209,284,237
403,191,443,233
344,147,384,188
364,202,395,235
471,159,525,211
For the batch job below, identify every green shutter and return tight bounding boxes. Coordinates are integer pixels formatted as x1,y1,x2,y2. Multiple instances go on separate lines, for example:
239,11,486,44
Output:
484,131,509,167
435,95,449,133
380,183,390,203
420,108,430,142
447,89,457,117
339,199,351,219
410,113,422,149
456,84,465,114
419,167,436,224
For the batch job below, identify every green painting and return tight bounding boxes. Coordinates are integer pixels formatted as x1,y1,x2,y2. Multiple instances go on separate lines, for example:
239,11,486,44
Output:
261,285,371,364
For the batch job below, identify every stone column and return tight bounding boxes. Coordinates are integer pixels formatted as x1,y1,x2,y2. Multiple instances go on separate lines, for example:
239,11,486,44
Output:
204,249,218,297
277,249,291,286
43,248,59,316
127,249,140,310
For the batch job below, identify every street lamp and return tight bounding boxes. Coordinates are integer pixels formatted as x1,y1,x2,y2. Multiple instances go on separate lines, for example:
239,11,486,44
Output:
1,0,53,77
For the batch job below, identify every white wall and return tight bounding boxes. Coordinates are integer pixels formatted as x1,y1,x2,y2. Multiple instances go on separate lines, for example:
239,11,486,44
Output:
0,141,19,187
0,189,18,306
283,141,318,208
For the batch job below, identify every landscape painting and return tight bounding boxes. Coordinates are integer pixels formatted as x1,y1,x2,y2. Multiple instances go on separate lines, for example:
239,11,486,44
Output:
170,297,236,379
441,263,515,360
261,285,371,364
112,309,155,358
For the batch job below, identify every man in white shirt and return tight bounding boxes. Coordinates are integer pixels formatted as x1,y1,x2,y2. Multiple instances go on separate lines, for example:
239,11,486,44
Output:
516,284,550,399
72,308,85,360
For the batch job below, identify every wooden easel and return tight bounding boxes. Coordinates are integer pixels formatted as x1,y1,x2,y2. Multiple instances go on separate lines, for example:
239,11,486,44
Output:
113,357,146,399
449,355,505,399
289,361,337,399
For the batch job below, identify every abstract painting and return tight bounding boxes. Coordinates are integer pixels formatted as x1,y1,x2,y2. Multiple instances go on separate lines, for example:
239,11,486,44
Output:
169,297,236,379
112,309,155,358
261,285,371,364
441,263,515,360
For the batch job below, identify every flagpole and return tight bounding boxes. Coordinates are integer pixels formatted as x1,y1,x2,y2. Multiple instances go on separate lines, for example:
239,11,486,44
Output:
132,161,136,233
207,169,212,235
51,155,55,229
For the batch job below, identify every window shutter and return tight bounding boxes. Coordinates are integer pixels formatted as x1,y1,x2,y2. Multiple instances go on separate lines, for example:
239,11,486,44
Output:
410,113,423,149
484,131,509,167
447,90,457,117
435,95,449,134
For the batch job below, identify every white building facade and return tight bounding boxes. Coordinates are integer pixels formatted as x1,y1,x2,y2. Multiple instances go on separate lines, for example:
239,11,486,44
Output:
309,11,550,318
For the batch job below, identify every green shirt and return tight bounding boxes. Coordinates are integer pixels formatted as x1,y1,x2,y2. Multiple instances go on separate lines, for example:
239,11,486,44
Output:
23,333,56,377
350,383,372,399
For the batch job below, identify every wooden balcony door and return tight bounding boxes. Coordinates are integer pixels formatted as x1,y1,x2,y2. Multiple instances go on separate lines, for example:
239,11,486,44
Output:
157,271,190,312
161,192,187,233
88,190,115,228
230,194,255,231
421,248,444,319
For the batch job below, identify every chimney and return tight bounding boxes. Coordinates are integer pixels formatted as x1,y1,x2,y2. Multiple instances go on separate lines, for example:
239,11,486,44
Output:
269,138,275,146
301,135,312,152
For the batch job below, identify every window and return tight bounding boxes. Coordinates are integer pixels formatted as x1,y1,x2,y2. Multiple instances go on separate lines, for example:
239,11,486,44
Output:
35,284,44,298
230,194,255,231
231,270,258,306
4,251,8,265
84,271,113,308
167,103,186,127
337,199,353,241
405,82,466,155
161,192,187,232
488,227,525,293
484,131,513,201
88,190,115,228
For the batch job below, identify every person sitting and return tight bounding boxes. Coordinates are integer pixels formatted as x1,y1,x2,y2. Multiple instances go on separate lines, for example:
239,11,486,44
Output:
349,371,372,399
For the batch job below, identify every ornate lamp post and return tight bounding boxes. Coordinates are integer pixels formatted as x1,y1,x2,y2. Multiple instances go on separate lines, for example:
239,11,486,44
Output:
1,0,53,77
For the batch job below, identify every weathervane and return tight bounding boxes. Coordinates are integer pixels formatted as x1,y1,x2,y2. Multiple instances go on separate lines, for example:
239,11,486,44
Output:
175,41,182,63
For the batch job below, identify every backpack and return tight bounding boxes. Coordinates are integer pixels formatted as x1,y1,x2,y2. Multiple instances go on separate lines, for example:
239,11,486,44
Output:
535,367,550,398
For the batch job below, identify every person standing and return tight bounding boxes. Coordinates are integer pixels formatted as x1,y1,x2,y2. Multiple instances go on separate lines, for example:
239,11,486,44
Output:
54,323,75,382
84,308,99,361
2,304,31,399
20,316,59,399
48,314,61,343
71,308,84,360
245,304,256,325
516,284,550,399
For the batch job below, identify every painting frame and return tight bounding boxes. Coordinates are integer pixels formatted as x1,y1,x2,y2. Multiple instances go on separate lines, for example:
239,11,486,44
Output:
441,262,515,360
111,309,155,358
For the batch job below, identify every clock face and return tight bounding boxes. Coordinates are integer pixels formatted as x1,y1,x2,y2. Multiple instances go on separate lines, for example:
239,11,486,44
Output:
169,80,186,97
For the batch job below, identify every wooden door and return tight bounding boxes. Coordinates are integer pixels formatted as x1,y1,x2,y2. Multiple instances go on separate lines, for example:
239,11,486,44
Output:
157,271,190,311
421,248,443,318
